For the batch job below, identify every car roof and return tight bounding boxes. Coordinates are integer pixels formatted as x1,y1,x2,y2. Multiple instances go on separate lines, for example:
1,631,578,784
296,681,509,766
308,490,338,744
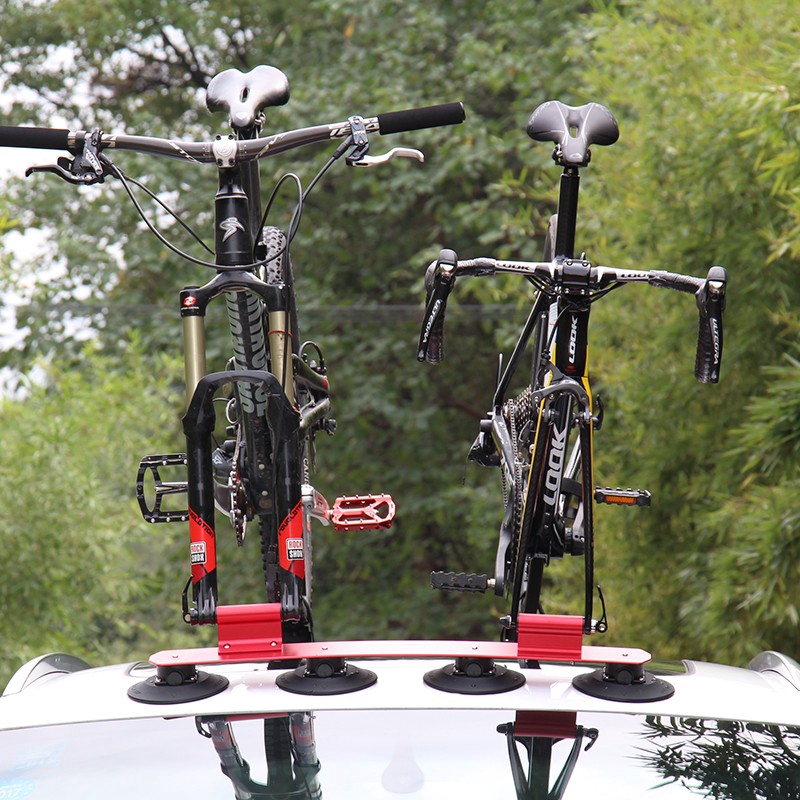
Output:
3,645,800,799
1,649,799,731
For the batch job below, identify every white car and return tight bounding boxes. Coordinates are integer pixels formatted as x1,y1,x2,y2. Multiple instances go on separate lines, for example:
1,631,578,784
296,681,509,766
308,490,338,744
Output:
1,613,799,799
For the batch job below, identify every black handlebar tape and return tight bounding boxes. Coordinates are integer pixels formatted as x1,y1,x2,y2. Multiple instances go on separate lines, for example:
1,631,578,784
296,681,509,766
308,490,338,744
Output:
648,270,703,294
377,102,465,135
694,266,727,384
417,249,458,364
0,125,71,151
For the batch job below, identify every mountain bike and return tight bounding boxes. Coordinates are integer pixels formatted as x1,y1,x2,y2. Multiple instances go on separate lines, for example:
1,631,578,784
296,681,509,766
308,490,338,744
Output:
417,100,727,639
0,64,464,645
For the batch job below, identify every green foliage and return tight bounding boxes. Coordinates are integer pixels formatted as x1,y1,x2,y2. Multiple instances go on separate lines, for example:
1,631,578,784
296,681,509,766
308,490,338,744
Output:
0,342,197,684
0,0,592,660
577,0,800,661
1,0,799,672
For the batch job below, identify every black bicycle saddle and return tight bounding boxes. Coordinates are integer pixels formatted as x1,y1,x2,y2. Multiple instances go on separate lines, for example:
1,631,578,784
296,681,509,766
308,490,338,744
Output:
526,101,618,167
206,65,290,132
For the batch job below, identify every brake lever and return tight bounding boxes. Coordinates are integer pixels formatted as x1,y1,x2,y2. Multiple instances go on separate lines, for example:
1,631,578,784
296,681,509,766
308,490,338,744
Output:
25,129,110,185
25,157,103,185
349,147,425,168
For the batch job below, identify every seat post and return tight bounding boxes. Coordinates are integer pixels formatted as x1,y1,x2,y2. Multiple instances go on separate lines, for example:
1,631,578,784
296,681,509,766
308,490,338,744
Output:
554,167,580,259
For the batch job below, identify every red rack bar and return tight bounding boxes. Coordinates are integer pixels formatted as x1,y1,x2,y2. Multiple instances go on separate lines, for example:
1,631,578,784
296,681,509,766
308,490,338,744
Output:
148,609,649,668
149,639,650,667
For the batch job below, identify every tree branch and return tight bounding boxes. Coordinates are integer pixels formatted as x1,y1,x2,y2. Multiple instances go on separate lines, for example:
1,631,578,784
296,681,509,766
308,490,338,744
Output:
160,26,210,88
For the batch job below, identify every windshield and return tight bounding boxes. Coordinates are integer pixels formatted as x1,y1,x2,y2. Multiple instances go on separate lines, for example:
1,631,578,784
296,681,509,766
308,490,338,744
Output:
0,709,797,798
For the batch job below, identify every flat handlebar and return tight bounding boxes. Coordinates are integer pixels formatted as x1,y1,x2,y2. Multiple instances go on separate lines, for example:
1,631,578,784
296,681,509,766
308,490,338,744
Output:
417,252,727,384
0,102,466,164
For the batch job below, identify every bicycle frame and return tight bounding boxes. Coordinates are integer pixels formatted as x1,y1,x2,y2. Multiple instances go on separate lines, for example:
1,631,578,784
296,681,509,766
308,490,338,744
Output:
420,100,726,642
486,212,598,634
161,74,461,637
516,167,597,633
178,142,321,639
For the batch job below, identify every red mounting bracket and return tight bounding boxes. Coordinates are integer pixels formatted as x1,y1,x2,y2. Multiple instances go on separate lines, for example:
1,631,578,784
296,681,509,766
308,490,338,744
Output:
216,603,282,660
330,494,395,531
517,614,583,661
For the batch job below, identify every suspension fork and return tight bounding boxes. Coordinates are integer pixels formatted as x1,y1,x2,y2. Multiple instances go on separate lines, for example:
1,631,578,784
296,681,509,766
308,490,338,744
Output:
182,370,299,624
180,273,300,582
180,172,306,619
180,272,285,402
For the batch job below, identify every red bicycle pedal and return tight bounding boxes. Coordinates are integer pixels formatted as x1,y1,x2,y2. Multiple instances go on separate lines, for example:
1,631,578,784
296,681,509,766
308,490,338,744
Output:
330,494,395,531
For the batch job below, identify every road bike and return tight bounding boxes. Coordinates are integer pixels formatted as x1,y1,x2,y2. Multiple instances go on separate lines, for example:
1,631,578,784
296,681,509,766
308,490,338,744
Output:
417,100,727,640
0,64,464,646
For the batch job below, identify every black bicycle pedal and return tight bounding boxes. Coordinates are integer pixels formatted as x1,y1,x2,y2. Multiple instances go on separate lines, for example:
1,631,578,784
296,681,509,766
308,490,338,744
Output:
431,571,493,593
594,487,652,507
136,453,189,523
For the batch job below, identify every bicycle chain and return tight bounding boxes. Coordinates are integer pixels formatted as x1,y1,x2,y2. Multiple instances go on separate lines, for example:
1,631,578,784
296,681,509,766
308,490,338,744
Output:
228,424,247,546
503,385,534,585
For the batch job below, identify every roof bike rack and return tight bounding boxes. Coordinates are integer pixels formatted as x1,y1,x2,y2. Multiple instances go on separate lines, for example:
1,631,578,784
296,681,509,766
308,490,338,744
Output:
129,606,673,702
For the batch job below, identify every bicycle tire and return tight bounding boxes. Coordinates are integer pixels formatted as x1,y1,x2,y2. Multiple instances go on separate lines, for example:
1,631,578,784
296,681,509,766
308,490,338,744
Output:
511,393,584,619
264,715,296,792
498,214,556,618
504,212,589,628
224,281,276,573
262,226,315,615
499,312,549,620
224,226,313,629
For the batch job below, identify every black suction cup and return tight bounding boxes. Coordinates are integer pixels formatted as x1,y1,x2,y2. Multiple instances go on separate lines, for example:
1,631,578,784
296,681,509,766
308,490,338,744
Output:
424,658,526,695
572,663,674,703
276,657,377,695
128,664,229,705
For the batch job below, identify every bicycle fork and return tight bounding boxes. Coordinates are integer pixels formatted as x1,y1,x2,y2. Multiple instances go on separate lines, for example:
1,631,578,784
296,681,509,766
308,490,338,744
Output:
181,369,300,625
138,276,396,632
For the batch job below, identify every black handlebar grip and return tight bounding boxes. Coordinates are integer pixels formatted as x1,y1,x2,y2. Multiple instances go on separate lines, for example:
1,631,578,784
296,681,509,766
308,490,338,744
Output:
648,270,702,294
694,266,727,384
417,249,458,364
377,102,465,135
0,125,71,151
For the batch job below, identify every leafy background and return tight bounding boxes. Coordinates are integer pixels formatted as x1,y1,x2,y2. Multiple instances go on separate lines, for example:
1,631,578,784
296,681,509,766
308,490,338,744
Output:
1,0,799,684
